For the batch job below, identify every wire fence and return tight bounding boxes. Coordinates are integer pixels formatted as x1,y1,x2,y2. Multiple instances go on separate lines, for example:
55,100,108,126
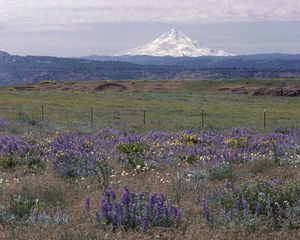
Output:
1,103,299,132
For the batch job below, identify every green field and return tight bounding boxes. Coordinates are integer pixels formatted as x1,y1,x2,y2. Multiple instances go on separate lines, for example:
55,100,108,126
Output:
0,79,299,133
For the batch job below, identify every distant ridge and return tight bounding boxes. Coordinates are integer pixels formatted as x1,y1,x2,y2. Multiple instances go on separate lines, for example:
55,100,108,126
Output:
0,51,10,57
1,50,300,87
82,54,300,65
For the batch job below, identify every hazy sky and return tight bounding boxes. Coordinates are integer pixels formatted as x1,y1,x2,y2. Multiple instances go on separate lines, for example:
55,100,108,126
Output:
0,0,299,56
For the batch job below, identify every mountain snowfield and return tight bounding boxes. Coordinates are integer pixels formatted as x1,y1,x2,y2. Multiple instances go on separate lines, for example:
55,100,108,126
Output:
117,29,235,57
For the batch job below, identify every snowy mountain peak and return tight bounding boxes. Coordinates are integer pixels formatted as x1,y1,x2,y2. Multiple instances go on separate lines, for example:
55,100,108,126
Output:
117,29,235,57
158,29,186,42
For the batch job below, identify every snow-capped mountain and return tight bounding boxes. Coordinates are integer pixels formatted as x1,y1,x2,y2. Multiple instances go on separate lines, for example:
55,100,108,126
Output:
117,29,235,57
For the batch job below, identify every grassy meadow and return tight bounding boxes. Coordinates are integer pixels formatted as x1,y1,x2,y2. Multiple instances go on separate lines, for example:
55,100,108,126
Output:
1,79,300,240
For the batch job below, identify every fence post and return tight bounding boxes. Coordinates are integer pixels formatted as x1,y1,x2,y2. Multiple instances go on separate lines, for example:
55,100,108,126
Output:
41,105,44,122
201,107,204,128
264,109,266,129
90,105,94,127
143,108,146,125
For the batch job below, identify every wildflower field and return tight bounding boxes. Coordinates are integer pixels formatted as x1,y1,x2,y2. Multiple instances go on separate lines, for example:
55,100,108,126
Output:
1,80,300,239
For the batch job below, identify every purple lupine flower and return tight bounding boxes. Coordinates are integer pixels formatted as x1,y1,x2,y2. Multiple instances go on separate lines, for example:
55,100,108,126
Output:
85,195,91,212
231,181,236,192
164,207,170,226
101,198,112,215
109,211,118,226
96,212,101,222
106,187,116,201
150,193,157,208
55,209,68,224
236,199,242,211
138,192,145,201
203,205,210,223
116,203,124,225
242,199,249,216
173,208,182,222
155,204,162,221
55,209,63,223
121,189,130,205
158,194,165,207
255,202,260,216
110,188,117,200
225,179,230,189
131,204,137,225
141,217,149,232
144,203,150,218
31,208,39,223
93,186,183,231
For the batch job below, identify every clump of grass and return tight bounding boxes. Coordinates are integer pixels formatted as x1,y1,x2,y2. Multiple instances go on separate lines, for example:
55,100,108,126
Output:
93,160,113,191
59,231,93,240
250,159,276,175
179,154,198,165
14,112,39,126
0,118,6,128
9,185,37,220
7,184,66,222
40,188,66,207
26,158,46,173
0,154,18,169
208,162,236,181
6,124,24,134
209,210,259,233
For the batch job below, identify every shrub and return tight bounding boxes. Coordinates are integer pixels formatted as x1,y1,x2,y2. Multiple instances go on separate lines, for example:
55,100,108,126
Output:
116,142,149,155
224,137,248,148
24,143,46,173
184,168,208,182
116,142,150,169
182,134,199,145
209,209,259,233
50,134,99,178
126,156,147,170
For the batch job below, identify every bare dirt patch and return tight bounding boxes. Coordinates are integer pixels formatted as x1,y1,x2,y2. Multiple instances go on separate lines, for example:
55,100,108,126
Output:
218,85,300,97
140,81,186,92
14,86,36,91
7,81,128,93
94,82,127,92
